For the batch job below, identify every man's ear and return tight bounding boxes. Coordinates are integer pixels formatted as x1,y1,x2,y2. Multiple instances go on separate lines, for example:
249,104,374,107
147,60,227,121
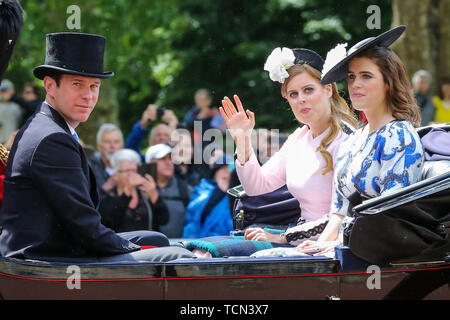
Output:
43,76,56,97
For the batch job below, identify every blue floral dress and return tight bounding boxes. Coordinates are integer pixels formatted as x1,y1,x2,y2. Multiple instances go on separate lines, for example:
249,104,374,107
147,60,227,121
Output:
331,120,424,217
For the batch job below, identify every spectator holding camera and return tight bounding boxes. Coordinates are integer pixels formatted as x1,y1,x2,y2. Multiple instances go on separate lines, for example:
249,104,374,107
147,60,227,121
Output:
171,128,203,187
145,143,193,238
98,148,169,233
89,123,124,194
125,103,178,162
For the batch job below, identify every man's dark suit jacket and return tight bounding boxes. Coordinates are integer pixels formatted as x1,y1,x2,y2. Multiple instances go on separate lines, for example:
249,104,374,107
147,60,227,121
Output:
0,102,140,259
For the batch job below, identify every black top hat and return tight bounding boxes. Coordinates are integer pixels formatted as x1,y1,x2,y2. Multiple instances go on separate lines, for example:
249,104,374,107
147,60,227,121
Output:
320,25,406,85
33,32,114,80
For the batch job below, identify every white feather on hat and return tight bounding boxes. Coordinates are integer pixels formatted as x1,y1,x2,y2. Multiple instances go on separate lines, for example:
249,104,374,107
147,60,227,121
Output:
321,43,348,81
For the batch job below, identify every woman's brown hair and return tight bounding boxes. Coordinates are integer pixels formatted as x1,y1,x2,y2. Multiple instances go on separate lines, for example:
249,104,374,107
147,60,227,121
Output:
355,46,421,127
281,64,358,175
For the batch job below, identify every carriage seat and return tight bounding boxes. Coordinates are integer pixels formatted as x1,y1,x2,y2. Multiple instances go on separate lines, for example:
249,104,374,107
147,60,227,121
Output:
421,160,450,180
418,123,450,180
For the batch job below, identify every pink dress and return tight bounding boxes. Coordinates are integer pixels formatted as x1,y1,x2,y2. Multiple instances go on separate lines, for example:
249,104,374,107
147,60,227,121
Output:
236,125,349,224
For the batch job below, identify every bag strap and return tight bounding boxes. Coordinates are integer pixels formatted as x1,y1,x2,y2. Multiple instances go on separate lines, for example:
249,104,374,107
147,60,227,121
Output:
139,190,153,231
176,176,191,207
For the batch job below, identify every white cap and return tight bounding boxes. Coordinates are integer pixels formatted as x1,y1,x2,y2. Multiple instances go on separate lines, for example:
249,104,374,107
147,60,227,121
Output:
145,144,172,163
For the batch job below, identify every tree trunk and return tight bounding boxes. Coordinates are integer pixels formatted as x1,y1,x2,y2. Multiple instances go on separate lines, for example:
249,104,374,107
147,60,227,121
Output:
439,0,450,86
392,0,450,95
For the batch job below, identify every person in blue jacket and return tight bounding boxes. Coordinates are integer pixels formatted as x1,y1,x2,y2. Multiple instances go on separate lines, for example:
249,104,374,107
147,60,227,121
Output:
183,154,234,238
125,103,178,162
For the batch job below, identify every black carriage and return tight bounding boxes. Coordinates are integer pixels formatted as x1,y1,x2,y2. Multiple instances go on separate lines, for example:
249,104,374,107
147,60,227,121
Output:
0,124,449,300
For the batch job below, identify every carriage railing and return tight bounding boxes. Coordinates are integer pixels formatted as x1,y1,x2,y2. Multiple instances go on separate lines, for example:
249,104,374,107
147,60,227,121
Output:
353,169,450,215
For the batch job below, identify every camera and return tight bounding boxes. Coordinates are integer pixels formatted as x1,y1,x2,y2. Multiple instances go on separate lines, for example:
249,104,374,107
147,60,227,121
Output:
156,107,166,119
138,163,158,181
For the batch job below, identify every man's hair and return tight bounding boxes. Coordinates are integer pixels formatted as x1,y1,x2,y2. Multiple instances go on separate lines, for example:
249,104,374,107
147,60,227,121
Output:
110,148,142,172
150,123,169,140
96,123,124,145
45,71,63,86
412,69,431,85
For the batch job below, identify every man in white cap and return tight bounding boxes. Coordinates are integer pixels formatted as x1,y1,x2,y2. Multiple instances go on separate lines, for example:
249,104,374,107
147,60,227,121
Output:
146,144,192,238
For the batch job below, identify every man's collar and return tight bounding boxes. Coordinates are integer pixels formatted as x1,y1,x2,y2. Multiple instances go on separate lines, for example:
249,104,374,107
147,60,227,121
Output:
44,101,76,135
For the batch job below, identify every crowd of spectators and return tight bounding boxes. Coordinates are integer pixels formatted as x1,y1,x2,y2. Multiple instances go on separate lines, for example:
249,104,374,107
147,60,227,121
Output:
86,88,289,239
0,79,43,144
411,70,450,126
1,75,449,239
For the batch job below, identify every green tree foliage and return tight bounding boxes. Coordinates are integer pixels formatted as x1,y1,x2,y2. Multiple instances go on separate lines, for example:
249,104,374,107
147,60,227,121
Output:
5,0,392,145
164,0,392,131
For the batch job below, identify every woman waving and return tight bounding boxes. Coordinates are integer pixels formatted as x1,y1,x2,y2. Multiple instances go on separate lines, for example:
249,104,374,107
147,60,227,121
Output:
220,48,357,246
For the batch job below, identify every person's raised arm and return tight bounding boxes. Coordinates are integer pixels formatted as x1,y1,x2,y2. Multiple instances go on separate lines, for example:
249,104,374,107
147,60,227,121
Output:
125,104,158,160
140,104,158,129
219,94,255,165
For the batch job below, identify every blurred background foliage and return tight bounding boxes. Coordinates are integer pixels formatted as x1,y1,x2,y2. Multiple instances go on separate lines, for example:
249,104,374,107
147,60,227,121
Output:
5,0,394,145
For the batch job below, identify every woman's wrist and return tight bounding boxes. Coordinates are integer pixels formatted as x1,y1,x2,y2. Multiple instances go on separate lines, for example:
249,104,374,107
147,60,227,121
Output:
317,214,343,242
235,135,252,165
237,151,251,166
265,231,287,244
278,232,288,244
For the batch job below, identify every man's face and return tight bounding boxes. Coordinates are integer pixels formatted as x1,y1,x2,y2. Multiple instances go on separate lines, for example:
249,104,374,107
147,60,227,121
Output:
116,160,138,189
98,130,123,162
149,124,170,146
415,76,430,94
0,88,14,102
44,74,101,128
152,154,174,180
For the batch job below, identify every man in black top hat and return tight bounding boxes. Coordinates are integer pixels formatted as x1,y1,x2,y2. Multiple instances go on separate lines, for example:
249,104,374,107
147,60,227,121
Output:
0,32,194,262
